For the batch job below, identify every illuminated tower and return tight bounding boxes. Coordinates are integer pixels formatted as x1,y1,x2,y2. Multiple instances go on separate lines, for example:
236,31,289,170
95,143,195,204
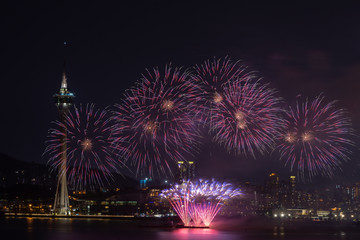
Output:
53,64,75,215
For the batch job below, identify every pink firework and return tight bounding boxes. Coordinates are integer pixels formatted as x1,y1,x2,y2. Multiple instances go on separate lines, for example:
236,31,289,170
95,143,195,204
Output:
192,56,256,122
210,79,283,157
160,184,192,226
278,94,354,180
111,65,199,178
161,179,241,227
44,104,121,190
190,179,241,227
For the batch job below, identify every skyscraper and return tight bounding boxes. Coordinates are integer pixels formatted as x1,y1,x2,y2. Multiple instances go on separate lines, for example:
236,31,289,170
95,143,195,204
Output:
176,161,195,184
53,64,75,215
265,173,280,207
289,176,296,207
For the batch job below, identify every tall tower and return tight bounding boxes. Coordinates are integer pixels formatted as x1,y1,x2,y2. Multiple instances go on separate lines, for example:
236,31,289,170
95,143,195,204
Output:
53,63,75,215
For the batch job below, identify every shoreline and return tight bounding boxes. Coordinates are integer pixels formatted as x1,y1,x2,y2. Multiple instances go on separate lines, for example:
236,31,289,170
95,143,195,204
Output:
3,214,360,234
4,212,140,220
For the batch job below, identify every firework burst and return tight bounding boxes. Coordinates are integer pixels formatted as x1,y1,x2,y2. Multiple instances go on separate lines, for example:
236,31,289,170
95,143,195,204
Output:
210,79,283,157
44,104,121,190
111,65,199,178
192,56,255,122
277,94,354,180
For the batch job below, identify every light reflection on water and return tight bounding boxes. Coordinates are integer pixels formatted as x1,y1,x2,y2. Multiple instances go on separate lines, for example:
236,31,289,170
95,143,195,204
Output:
1,217,359,240
26,217,33,233
156,228,240,240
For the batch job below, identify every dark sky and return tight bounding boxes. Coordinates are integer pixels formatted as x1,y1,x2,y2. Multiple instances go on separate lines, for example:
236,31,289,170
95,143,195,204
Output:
1,1,360,185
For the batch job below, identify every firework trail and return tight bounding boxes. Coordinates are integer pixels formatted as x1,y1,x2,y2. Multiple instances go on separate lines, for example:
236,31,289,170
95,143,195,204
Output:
188,203,202,226
277,94,354,180
160,184,192,226
192,56,256,123
161,179,241,227
111,65,199,178
190,179,241,226
210,79,283,157
44,104,121,190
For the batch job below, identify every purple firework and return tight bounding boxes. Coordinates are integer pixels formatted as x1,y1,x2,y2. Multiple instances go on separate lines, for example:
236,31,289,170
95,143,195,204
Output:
111,65,199,178
210,79,283,157
160,179,241,227
44,104,121,190
192,56,256,122
278,94,354,180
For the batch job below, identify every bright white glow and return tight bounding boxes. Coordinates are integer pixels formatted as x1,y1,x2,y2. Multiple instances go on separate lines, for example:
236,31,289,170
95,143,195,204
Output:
161,99,174,111
144,121,157,134
302,131,314,142
81,138,92,151
213,92,223,103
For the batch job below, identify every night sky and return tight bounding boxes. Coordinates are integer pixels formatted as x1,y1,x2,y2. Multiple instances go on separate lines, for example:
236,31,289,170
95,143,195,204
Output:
1,1,360,185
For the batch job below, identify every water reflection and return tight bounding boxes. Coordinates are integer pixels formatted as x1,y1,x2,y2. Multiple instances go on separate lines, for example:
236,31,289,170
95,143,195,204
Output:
26,217,33,233
2,217,360,240
273,226,285,236
157,228,240,240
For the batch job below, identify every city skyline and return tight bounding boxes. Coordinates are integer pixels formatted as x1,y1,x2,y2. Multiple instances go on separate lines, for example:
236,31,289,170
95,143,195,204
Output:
1,1,360,186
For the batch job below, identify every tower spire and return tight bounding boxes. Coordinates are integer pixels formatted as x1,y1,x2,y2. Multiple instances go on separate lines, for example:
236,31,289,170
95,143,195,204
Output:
61,60,67,89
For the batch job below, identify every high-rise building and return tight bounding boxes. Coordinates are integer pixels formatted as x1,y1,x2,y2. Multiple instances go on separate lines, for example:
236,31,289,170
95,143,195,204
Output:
290,176,296,190
264,173,280,207
290,176,296,207
176,161,195,184
267,173,279,191
53,64,75,215
187,161,195,180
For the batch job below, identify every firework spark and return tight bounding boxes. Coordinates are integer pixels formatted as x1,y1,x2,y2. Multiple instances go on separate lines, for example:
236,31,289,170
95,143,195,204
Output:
44,104,121,190
160,184,192,226
161,179,241,227
210,79,283,157
111,65,199,178
277,94,354,180
192,56,255,122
